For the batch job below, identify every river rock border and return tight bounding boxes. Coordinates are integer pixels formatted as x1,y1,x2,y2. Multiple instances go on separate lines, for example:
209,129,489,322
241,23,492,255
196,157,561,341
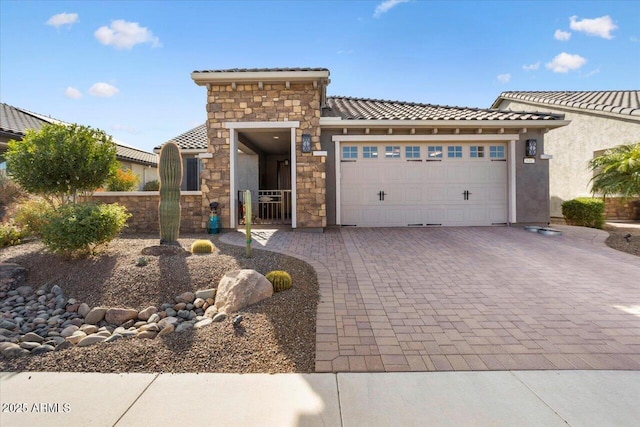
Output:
0,264,226,359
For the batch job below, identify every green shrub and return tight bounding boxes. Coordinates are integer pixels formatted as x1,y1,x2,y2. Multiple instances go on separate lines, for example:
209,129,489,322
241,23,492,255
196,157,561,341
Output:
142,180,160,191
106,168,140,191
0,223,27,247
562,197,605,229
40,203,130,256
14,198,55,236
265,270,292,292
191,239,214,254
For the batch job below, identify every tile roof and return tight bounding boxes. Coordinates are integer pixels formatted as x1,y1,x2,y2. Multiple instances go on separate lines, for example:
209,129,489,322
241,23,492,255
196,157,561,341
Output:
324,96,563,121
157,124,208,150
492,91,640,117
192,67,330,73
0,103,157,166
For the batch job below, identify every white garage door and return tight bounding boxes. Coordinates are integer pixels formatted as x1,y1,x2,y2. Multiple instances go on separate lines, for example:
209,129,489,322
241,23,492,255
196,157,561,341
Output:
340,143,508,227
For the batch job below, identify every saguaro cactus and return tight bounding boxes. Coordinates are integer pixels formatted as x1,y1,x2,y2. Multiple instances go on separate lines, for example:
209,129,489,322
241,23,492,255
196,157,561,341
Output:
158,142,183,245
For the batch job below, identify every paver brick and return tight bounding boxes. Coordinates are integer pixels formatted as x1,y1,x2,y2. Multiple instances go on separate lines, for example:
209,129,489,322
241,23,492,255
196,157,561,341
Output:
221,225,640,372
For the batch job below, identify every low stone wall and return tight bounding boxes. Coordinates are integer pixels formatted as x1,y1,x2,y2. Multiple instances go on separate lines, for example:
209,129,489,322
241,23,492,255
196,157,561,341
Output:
85,192,206,234
604,197,640,220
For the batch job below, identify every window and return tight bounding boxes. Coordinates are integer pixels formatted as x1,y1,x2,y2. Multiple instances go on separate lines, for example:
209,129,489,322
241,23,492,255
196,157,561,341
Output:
363,146,378,159
470,146,485,158
385,146,400,158
447,146,463,158
489,145,505,159
342,146,357,159
405,146,420,158
428,146,443,158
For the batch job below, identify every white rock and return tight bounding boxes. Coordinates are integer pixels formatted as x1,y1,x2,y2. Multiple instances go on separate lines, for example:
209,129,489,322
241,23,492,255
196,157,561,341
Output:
66,331,87,345
214,269,273,314
60,325,79,338
80,324,99,335
77,334,106,347
194,318,212,329
204,306,218,318
193,298,205,309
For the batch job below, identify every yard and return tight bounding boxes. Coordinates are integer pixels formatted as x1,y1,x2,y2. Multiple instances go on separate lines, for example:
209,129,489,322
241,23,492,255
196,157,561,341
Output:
0,235,319,373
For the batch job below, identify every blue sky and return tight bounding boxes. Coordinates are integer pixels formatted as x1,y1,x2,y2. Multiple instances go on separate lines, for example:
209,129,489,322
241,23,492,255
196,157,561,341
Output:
1,0,639,153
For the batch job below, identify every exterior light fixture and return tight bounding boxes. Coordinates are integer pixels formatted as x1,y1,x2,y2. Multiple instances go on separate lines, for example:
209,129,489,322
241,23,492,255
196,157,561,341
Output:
301,133,311,153
525,139,537,157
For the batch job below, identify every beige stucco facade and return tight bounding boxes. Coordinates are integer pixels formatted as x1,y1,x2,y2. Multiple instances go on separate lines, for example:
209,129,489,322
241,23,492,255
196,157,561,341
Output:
494,99,640,217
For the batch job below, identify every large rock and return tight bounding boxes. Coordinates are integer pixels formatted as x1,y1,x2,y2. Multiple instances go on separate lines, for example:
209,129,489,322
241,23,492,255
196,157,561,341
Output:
214,270,273,313
105,308,139,326
84,307,108,325
138,306,158,321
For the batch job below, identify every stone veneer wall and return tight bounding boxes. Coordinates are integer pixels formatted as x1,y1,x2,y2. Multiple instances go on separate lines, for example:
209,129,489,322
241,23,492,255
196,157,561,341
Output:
201,82,326,229
85,192,205,234
604,197,640,220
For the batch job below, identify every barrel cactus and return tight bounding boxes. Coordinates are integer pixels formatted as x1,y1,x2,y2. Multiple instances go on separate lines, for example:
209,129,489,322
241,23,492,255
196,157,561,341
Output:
265,270,292,292
191,239,214,254
158,142,182,245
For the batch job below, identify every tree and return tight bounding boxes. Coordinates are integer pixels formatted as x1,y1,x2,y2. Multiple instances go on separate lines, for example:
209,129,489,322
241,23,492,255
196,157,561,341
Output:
589,143,640,198
5,123,119,204
106,168,140,191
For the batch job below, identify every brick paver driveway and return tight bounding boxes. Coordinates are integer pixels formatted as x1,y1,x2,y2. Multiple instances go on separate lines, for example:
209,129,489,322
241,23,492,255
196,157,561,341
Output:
221,226,640,372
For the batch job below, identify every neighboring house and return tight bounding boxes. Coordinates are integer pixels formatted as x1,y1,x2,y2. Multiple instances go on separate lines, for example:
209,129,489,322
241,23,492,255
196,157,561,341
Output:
158,67,568,231
0,103,158,189
491,91,640,217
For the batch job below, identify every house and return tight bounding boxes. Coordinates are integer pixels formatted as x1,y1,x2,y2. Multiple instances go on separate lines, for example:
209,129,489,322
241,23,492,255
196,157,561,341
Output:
491,91,640,218
157,67,569,231
0,103,158,189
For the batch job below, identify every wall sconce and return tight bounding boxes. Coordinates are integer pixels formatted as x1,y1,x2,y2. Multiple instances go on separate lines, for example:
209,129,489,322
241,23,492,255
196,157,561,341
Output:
301,133,311,153
526,139,537,157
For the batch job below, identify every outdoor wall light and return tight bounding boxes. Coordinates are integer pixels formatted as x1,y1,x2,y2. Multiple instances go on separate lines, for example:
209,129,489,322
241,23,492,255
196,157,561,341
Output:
525,139,537,157
301,133,311,153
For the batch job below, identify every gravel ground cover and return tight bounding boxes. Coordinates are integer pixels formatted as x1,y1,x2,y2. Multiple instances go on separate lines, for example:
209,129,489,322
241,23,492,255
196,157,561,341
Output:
604,225,640,257
0,234,319,373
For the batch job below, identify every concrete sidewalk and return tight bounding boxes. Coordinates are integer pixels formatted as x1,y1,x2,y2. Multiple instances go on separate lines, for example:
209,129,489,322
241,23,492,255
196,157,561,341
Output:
1,371,639,426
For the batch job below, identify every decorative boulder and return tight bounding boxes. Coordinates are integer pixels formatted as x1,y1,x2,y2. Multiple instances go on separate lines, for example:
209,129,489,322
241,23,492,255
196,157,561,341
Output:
214,269,273,313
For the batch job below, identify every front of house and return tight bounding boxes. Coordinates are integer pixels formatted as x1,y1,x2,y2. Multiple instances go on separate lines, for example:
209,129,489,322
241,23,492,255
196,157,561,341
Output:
166,68,569,231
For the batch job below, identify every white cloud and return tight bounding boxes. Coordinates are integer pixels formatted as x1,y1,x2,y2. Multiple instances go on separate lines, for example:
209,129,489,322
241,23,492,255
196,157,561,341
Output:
46,12,78,28
554,29,571,41
374,0,410,18
545,52,587,73
64,86,82,99
94,20,161,49
112,124,137,134
584,67,601,78
497,73,511,84
89,82,119,97
569,15,617,39
522,62,540,71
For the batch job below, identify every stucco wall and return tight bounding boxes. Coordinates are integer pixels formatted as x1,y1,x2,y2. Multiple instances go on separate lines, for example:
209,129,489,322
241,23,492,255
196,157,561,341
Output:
85,192,205,234
200,81,326,229
514,130,550,223
496,100,640,217
120,161,158,190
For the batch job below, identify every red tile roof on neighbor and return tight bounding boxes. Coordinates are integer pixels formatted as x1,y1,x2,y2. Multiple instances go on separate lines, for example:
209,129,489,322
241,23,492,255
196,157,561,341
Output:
0,103,158,166
491,91,640,117
324,96,564,121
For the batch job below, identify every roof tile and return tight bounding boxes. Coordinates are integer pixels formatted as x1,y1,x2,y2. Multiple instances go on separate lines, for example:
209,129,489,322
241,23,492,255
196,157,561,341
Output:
492,91,640,117
0,103,157,166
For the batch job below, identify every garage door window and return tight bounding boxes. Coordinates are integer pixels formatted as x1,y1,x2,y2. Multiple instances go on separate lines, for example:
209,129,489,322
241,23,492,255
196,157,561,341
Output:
470,146,485,158
405,146,420,158
447,146,463,158
363,146,378,159
342,146,358,159
385,146,401,158
490,146,505,158
428,146,443,158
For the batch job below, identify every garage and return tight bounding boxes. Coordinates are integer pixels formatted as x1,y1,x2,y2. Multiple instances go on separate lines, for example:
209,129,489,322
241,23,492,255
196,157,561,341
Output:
340,142,508,227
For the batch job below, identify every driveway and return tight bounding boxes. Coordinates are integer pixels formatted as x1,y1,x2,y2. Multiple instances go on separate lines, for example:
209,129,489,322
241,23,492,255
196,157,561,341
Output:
221,226,640,372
